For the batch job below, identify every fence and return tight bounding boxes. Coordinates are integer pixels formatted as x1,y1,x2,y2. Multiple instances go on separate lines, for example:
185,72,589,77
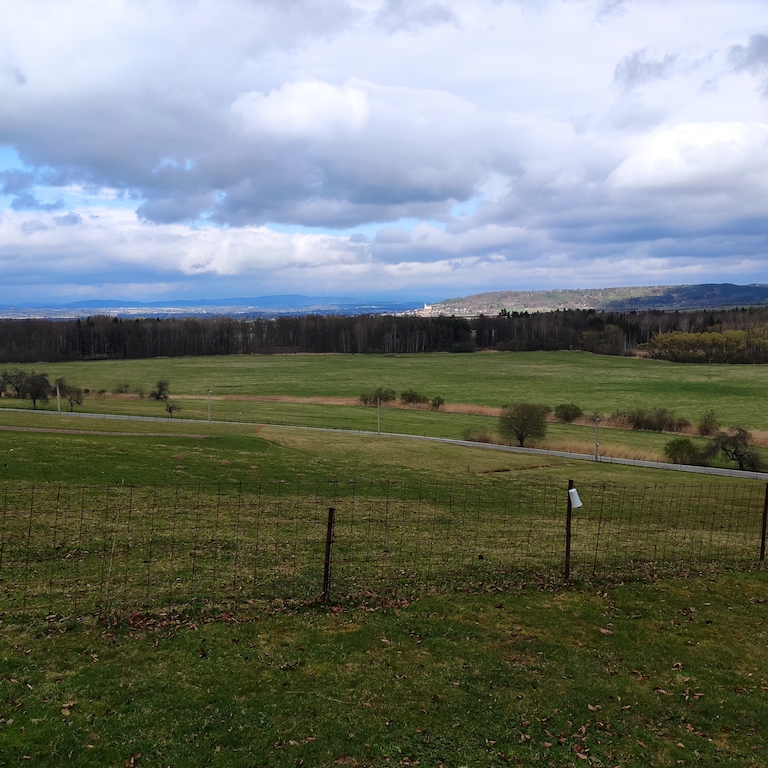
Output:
1,479,766,622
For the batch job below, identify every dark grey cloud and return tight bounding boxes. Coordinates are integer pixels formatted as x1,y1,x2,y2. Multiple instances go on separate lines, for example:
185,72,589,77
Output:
374,0,458,34
614,49,678,88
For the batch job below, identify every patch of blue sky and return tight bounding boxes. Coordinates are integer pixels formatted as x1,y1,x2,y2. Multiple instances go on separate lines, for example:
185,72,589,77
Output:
0,145,29,171
450,196,481,218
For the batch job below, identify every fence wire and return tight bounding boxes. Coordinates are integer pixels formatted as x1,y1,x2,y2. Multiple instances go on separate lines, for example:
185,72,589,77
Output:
0,479,765,622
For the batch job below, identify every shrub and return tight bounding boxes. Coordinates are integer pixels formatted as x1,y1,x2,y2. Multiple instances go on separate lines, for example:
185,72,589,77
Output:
400,389,429,405
430,395,445,410
114,382,130,394
614,406,688,432
554,403,583,423
360,387,396,406
698,409,719,436
663,437,707,466
450,342,476,353
462,428,495,443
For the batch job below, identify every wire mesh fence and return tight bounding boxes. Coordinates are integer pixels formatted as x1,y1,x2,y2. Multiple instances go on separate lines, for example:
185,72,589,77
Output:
1,479,766,622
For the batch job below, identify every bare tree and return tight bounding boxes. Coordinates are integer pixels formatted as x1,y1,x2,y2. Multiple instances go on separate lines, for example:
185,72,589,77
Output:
704,426,764,472
21,372,51,409
4,368,28,398
55,377,84,412
150,380,171,402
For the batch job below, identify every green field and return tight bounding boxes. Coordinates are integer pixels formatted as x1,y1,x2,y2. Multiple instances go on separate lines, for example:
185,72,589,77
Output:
3,351,767,473
4,351,768,429
0,409,759,488
1,573,767,766
2,352,768,767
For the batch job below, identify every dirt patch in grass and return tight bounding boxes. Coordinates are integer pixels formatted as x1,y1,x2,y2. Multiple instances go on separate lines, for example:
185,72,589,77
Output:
172,393,504,416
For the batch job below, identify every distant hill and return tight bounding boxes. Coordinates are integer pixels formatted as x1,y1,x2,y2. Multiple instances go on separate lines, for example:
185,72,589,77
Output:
429,284,768,314
0,295,417,320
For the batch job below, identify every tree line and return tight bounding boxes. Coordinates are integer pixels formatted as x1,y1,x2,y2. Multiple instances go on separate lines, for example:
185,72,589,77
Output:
0,369,83,410
2,305,768,362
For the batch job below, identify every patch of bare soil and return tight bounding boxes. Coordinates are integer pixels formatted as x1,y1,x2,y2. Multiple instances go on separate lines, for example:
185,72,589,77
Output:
172,393,503,415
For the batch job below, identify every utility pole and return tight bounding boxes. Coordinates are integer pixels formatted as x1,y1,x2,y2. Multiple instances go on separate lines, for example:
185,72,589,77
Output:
594,417,600,461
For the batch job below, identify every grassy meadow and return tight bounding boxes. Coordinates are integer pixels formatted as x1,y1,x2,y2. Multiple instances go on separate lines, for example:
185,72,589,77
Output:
0,408,761,488
3,350,768,429
1,573,767,766
3,350,768,471
2,351,768,767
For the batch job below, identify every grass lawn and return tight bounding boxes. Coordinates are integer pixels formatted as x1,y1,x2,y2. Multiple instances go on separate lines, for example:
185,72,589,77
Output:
1,572,766,767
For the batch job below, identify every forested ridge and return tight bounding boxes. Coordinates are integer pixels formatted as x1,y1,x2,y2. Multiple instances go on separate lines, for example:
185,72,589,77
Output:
3,306,768,363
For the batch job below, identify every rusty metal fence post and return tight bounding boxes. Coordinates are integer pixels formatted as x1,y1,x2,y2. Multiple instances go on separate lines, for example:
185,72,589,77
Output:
565,480,573,582
322,506,336,603
760,482,768,563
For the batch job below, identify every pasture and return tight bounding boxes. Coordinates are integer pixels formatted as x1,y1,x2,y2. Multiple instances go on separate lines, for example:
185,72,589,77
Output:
3,351,768,472
1,573,767,766
2,351,767,766
4,350,768,430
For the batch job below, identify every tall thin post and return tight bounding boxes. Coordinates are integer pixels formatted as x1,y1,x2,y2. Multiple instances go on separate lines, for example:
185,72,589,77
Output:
56,382,61,414
322,507,336,603
565,479,574,581
207,389,211,422
760,482,768,563
594,417,600,461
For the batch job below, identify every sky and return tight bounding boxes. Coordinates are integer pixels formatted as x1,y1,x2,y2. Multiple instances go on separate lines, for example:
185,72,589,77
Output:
2,0,768,305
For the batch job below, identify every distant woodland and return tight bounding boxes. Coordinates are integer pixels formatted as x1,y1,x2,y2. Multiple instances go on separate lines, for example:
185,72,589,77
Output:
3,306,768,363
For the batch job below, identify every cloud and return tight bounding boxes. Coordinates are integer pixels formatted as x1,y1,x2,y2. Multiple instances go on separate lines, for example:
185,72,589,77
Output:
374,0,459,34
10,192,65,212
729,33,768,72
608,122,768,200
54,212,83,226
2,0,768,302
614,49,679,88
729,33,768,97
231,80,371,139
0,170,35,195
20,220,49,235
595,0,631,20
